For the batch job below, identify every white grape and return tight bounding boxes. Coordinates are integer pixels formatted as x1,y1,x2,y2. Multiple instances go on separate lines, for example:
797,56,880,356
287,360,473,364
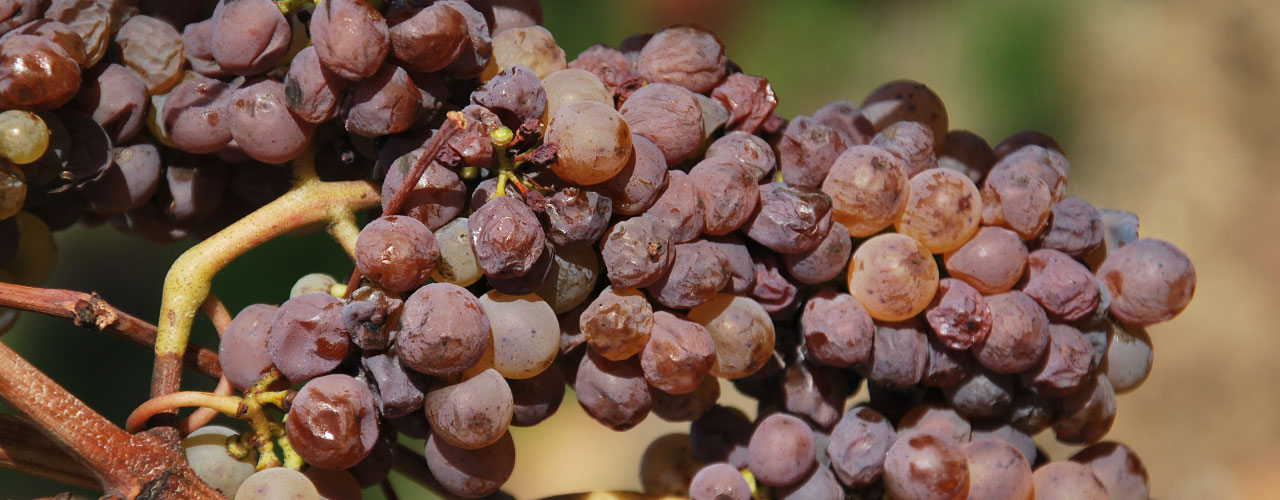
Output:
182,425,255,499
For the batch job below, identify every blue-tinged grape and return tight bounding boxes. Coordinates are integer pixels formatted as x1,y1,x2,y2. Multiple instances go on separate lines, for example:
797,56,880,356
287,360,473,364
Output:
601,216,672,289
689,462,750,500
310,0,389,80
748,413,816,487
779,115,848,188
937,129,996,185
284,46,348,125
963,438,1034,500
778,466,842,500
639,433,703,497
388,1,466,73
688,294,774,379
424,431,515,498
827,405,895,488
643,169,703,244
210,0,290,75
848,233,938,322
509,362,564,427
641,310,715,394
1032,461,1109,500
396,283,489,376
0,34,80,111
636,25,727,94
944,369,1015,420
162,76,235,154
114,15,184,94
580,286,652,361
802,288,874,367
268,293,349,383
543,187,611,246
619,82,703,167
647,239,730,310
228,79,313,163
218,304,278,390
469,195,545,279
882,430,969,500
1038,196,1104,257
823,145,910,237
972,291,1049,375
235,467,319,500
425,368,513,449
1071,441,1150,500
1102,321,1153,393
575,350,651,430
360,352,425,419
860,80,949,150
1096,238,1195,327
285,374,380,470
182,425,256,499
743,182,833,254
922,333,972,389
705,130,775,181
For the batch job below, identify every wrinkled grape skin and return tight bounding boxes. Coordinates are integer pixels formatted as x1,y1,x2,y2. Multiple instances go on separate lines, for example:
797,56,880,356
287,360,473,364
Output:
468,195,545,279
425,369,514,450
546,100,632,185
284,46,348,124
471,64,546,129
943,226,1028,295
600,216,672,288
812,100,874,147
268,293,349,383
0,1,45,38
388,2,465,73
484,25,565,80
346,64,422,137
937,129,996,185
114,15,184,94
896,168,982,253
782,221,851,285
1032,461,1110,500
598,134,668,215
711,73,777,134
872,121,937,179
706,131,775,181
748,413,816,487
1038,196,1104,257
823,145,910,237
543,187,611,246
182,19,224,78
925,278,993,350
4,19,85,67
642,310,716,394
637,25,727,94
1054,374,1117,445
580,286,653,361
46,0,110,67
689,462,751,500
825,406,895,488
619,82,704,167
218,304,279,391
900,404,972,444
360,352,424,419
575,350,652,430
780,360,850,430
643,170,704,244
424,431,515,499
689,294,775,379
860,80,949,150
778,116,848,188
486,241,554,294
508,363,564,427
285,374,380,470
1096,238,1195,327
945,369,1016,420
962,438,1034,500
923,333,972,388
1071,442,1150,500
848,233,939,322
1021,323,1094,397
476,291,559,379
688,158,757,236
382,151,465,231
704,234,754,294
227,79,314,164
438,0,491,78
1009,389,1057,435
1022,249,1100,322
0,34,79,111
648,239,731,310
310,0,388,80
980,157,1055,240
744,182,833,254
397,283,490,376
862,318,928,389
801,288,874,367
72,63,149,144
355,216,440,293
162,76,234,154
748,250,798,317
971,291,1049,375
209,0,290,75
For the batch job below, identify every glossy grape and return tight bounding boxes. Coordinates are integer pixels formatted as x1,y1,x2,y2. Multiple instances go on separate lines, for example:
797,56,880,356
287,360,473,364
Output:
235,467,319,500
0,110,48,164
469,195,545,279
744,182,833,254
860,80,949,149
355,215,440,293
285,374,379,470
267,293,348,383
431,218,485,287
310,0,389,80
475,290,559,379
963,438,1034,500
545,100,632,185
227,79,313,163
748,413,816,487
689,462,750,500
848,233,938,321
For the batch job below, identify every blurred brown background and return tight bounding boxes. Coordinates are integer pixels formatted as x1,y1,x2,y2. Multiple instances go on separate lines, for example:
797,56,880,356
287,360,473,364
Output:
3,0,1279,498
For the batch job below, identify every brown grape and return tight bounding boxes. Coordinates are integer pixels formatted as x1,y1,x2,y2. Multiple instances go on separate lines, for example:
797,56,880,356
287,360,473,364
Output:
468,195,545,279
937,129,996,185
0,34,79,111
822,145,910,237
848,233,939,322
895,168,982,254
355,215,440,293
994,130,1066,159
580,286,653,361
1096,238,1195,327
925,278,992,350
643,170,704,244
636,24,727,94
705,130,775,181
396,283,490,376
711,73,777,134
345,64,423,137
619,82,704,167
962,438,1034,500
45,0,110,67
114,15,184,94
1032,461,1109,500
388,1,466,73
647,239,730,310
641,311,715,394
600,216,672,288
596,133,667,215
688,157,757,235
801,288,874,367
1022,249,1099,322
882,430,969,500
860,80,949,150
483,25,565,80
943,226,1028,294
689,294,775,379
310,0,389,80
424,368,513,449
285,374,379,470
743,182,833,254
545,100,632,185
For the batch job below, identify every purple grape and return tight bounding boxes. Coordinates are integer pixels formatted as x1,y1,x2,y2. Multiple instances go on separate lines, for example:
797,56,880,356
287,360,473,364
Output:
922,333,972,389
688,157,758,236
782,222,851,285
182,19,225,78
704,234,754,294
971,422,1037,465
743,182,833,254
424,431,515,498
778,466,842,500
381,150,465,231
285,374,380,469
646,239,730,309
779,360,851,430
937,129,996,185
943,369,1015,420
643,169,704,244
396,283,490,376
162,76,236,154
779,116,848,188
345,64,423,137
705,131,776,182
354,215,440,293
690,405,753,468
1032,461,1109,500
861,318,928,389
882,430,970,500
1053,374,1117,445
801,288,874,368
641,310,716,395
575,350,651,431
963,438,1034,500
1022,249,1100,322
898,403,972,444
388,1,467,73
971,291,1050,375
267,293,349,383
439,0,492,78
813,100,875,146
827,405,896,488
747,413,816,487
543,187,611,246
636,25,727,94
283,46,348,125
71,63,149,144
227,79,314,163
924,278,993,350
209,0,290,75
619,82,703,166
468,195,545,279
689,462,750,500
871,121,937,179
310,0,389,80
424,368,514,449
156,153,227,224
1070,441,1150,500
218,304,279,391
79,141,162,215
600,216,672,288
509,363,565,427
652,374,720,422
597,134,668,215
711,73,777,135
747,249,799,317
360,352,425,419
1021,323,1093,397
470,64,546,129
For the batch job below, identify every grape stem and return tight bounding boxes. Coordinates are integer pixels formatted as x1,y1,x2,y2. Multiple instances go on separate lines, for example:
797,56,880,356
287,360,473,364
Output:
125,391,247,433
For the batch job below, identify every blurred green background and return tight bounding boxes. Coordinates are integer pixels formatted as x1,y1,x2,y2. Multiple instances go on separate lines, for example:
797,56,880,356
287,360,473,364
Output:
5,0,1279,498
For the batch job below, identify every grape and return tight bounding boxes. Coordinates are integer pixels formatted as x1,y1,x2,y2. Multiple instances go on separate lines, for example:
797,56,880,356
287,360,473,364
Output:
355,215,440,293
871,121,937,179
0,1,43,38
689,294,775,379
943,226,1028,294
705,131,775,182
439,0,492,78
689,462,750,500
431,218,485,287
801,288,874,367
811,100,872,145
690,405,753,467
575,350,652,430
600,216,672,288
897,168,983,253
597,134,667,216
268,293,349,383
642,310,716,394
285,374,380,470
618,83,703,167
860,80,949,149
937,130,996,185
1102,322,1153,393
157,154,227,224
543,187,611,246
1031,461,1109,500
310,0,388,80
922,332,972,388
782,218,851,285
580,286,653,361
639,433,703,497
396,283,489,376
642,169,704,244
0,34,80,111
1071,442,1150,500
473,0,542,34
1038,196,1104,257
822,145,910,237
342,284,402,351
1053,374,1117,445
688,157,757,235
995,145,1069,197
532,243,598,314
743,182,833,254
824,405,895,488
882,430,969,500
970,422,1037,465
425,368,514,449
541,68,611,123
709,73,777,134
483,25,565,80
545,100,632,185
476,290,559,379
283,46,348,125
509,362,564,426
1098,208,1140,254
486,238,553,295
568,43,632,94
860,318,927,389
302,467,362,500
182,425,255,499
73,63,151,146
779,359,851,430
899,403,971,443
848,233,938,321
472,65,546,130
381,150,465,231
345,63,423,137
1096,238,1195,327
113,15,184,94
647,239,731,309
979,166,1054,241
746,413,816,487
227,79,314,163
923,278,992,350
944,369,1015,420
1018,323,1091,397
704,234,754,294
636,25,727,94
182,19,224,78
46,0,111,67
994,130,1066,159
0,109,47,166
235,467,320,500
777,115,848,188
388,1,466,73
424,431,515,498
217,304,278,391
162,76,235,154
1022,249,1099,322
468,195,545,279
209,0,290,75
652,373,719,422
360,352,425,419
972,291,1049,375
962,438,1034,500
747,249,798,317
1008,389,1057,435
0,165,24,221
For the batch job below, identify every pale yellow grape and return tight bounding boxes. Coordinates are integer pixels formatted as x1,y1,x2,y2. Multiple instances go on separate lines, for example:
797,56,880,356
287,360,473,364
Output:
894,168,983,254
475,290,559,379
235,467,319,500
848,233,939,321
182,425,255,499
545,101,632,185
481,25,566,81
541,68,612,123
2,212,55,286
533,243,599,314
290,273,337,299
688,294,775,379
0,110,49,165
431,218,484,287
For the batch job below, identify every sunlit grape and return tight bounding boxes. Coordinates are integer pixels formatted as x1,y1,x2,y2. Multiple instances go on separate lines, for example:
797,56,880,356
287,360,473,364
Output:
847,233,939,321
0,110,49,164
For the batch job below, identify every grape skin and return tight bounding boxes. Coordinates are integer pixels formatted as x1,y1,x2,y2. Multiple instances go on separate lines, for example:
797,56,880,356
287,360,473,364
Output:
580,286,653,361
468,195,545,279
971,291,1050,375
545,100,632,185
711,73,777,135
0,34,80,111
227,79,314,164
360,352,424,419
943,226,1029,295
944,369,1015,420
72,63,149,145
705,130,775,181
747,413,816,487
162,76,235,154
747,249,799,317
182,425,255,499
575,350,652,430
743,182,834,254
848,233,939,322
284,46,349,125
899,403,972,444
652,373,719,422
508,363,565,427
1038,196,1105,257
823,145,910,237
354,215,440,294
971,422,1038,465
882,430,970,500
962,438,1034,500
381,152,465,232
431,218,484,287
642,169,704,244
690,405,753,467
860,80,949,151
425,368,514,450
483,25,565,80
980,155,1056,240
424,431,516,498
182,19,224,78
779,360,851,430
801,288,874,367
475,290,559,379
235,467,320,500
778,115,848,188
862,318,928,389
531,243,598,314
285,374,380,470
267,293,349,383
619,82,704,167
471,64,546,128
1053,374,1117,445
636,25,727,94
1102,322,1153,393
646,239,730,310
543,187,611,246
600,216,672,288
1021,323,1093,397
688,157,757,236
397,283,490,376
1022,249,1100,322
641,310,716,395
113,15,184,94
310,0,389,80
218,304,279,391
439,0,493,78
345,64,423,137
688,294,775,379
1096,238,1196,327
872,121,938,179
80,141,162,215
704,234,754,294
1031,461,1110,500
209,0,290,76
896,168,982,253
689,462,750,500
388,1,466,73
1070,441,1151,500
937,129,996,185
922,333,973,389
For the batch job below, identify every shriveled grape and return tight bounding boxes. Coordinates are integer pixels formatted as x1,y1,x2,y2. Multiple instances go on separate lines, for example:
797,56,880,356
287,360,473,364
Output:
636,25,727,94
285,374,380,470
580,286,653,361
619,82,704,167
642,310,716,394
643,169,704,244
424,368,514,449
743,182,833,254
355,216,440,293
397,283,490,376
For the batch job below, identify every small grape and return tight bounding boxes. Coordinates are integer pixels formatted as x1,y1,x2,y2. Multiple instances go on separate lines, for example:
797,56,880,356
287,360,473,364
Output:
689,462,750,500
1071,442,1151,500
345,64,424,137
743,182,833,254
641,310,716,394
619,82,704,167
424,431,515,498
642,170,704,244
431,218,485,287
980,155,1056,240
962,438,1034,500
1038,196,1105,257
597,134,668,216
482,25,565,80
575,350,652,430
779,360,851,430
219,304,279,391
360,352,424,419
922,333,973,389
234,467,320,500
861,318,928,389
182,426,255,499
388,1,466,73
801,288,874,367
1031,461,1109,500
475,290,559,379
580,286,653,361
924,278,992,350
639,433,703,497
704,234,755,294
285,374,380,470
943,226,1028,294
813,100,876,146
971,291,1049,375
636,25,727,94
748,413,816,487
1102,322,1153,393
113,15,184,94
872,121,937,179
688,294,775,379
705,131,775,181
711,73,777,134
778,115,847,188
860,80,949,150
848,233,938,321
600,216,673,288
0,110,48,164
882,430,969,500
290,273,336,299
937,129,996,185
425,368,514,449
396,283,490,377
227,79,314,164
545,100,632,185
310,0,389,80
1096,238,1196,327
162,76,235,155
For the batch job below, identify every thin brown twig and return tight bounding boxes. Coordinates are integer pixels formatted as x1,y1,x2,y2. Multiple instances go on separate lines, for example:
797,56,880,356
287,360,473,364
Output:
198,294,232,337
0,282,221,379
126,391,246,433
